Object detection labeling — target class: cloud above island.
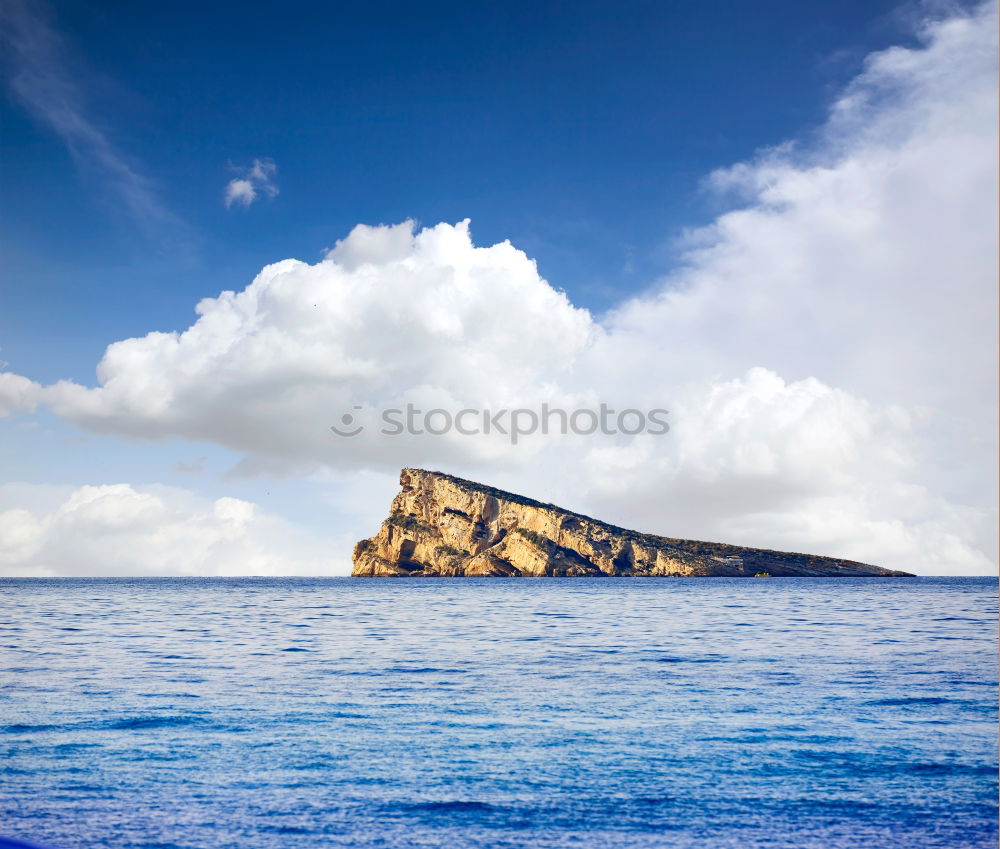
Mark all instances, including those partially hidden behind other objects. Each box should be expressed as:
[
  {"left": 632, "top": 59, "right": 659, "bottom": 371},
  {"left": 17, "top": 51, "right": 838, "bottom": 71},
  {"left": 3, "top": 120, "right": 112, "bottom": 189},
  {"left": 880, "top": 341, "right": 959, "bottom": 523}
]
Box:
[{"left": 0, "top": 2, "right": 995, "bottom": 575}]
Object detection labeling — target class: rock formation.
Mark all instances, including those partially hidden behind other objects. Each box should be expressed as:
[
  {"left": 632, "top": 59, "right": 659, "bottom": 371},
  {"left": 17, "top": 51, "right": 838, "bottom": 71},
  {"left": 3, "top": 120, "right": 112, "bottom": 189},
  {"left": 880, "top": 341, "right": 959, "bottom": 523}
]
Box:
[{"left": 351, "top": 469, "right": 914, "bottom": 578}]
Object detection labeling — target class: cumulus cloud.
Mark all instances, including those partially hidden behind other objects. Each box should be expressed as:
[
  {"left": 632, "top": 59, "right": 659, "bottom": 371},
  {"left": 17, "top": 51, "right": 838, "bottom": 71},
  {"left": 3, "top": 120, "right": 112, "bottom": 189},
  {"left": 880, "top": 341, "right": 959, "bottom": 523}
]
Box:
[
  {"left": 0, "top": 372, "right": 41, "bottom": 417},
  {"left": 224, "top": 158, "right": 278, "bottom": 208},
  {"left": 0, "top": 482, "right": 342, "bottom": 576},
  {"left": 569, "top": 368, "right": 995, "bottom": 575},
  {"left": 42, "top": 218, "right": 594, "bottom": 474},
  {"left": 1, "top": 3, "right": 995, "bottom": 574},
  {"left": 605, "top": 3, "right": 997, "bottom": 417}
]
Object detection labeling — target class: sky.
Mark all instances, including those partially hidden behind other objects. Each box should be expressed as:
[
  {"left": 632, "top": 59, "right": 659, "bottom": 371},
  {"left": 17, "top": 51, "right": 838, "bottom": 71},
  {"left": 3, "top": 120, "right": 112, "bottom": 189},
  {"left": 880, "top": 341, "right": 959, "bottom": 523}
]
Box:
[{"left": 0, "top": 0, "right": 996, "bottom": 576}]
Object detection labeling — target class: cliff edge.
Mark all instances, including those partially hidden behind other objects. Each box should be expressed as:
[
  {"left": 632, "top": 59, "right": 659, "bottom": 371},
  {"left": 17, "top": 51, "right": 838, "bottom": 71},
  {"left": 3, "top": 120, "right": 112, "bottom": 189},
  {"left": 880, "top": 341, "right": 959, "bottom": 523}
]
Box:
[{"left": 351, "top": 469, "right": 914, "bottom": 577}]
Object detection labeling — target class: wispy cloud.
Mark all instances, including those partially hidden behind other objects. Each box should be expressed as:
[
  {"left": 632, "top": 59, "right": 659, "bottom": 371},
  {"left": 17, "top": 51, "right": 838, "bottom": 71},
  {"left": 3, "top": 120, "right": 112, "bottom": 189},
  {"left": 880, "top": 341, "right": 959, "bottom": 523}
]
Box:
[
  {"left": 0, "top": 0, "right": 184, "bottom": 239},
  {"left": 224, "top": 158, "right": 279, "bottom": 208}
]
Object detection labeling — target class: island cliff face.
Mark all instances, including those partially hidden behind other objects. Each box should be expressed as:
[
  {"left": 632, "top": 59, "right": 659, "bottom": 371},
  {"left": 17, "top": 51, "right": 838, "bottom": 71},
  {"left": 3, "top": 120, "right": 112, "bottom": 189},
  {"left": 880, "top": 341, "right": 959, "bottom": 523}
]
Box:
[{"left": 351, "top": 469, "right": 914, "bottom": 578}]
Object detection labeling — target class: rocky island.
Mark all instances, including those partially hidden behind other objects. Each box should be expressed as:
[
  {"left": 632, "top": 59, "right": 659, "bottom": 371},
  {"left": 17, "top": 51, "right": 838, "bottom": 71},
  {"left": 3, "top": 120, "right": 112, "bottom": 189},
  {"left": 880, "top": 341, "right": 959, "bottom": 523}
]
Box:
[{"left": 352, "top": 468, "right": 914, "bottom": 578}]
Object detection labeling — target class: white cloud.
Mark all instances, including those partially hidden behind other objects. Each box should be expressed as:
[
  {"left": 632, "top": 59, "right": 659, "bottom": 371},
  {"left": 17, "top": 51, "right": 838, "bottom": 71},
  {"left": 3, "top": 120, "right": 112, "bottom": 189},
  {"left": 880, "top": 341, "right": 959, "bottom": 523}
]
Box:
[
  {"left": 562, "top": 368, "right": 995, "bottom": 576},
  {"left": 607, "top": 3, "right": 997, "bottom": 414},
  {"left": 0, "top": 482, "right": 343, "bottom": 576},
  {"left": 0, "top": 3, "right": 995, "bottom": 575},
  {"left": 224, "top": 158, "right": 278, "bottom": 208},
  {"left": 42, "top": 218, "right": 595, "bottom": 475},
  {"left": 224, "top": 178, "right": 257, "bottom": 208},
  {"left": 583, "top": 0, "right": 998, "bottom": 544},
  {"left": 0, "top": 372, "right": 41, "bottom": 417}
]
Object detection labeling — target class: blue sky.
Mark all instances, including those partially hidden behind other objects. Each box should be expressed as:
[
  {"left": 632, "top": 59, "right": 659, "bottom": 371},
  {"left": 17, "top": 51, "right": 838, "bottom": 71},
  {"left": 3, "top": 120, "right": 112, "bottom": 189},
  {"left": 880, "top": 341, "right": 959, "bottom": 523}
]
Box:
[
  {"left": 0, "top": 0, "right": 995, "bottom": 576},
  {"left": 3, "top": 0, "right": 914, "bottom": 380}
]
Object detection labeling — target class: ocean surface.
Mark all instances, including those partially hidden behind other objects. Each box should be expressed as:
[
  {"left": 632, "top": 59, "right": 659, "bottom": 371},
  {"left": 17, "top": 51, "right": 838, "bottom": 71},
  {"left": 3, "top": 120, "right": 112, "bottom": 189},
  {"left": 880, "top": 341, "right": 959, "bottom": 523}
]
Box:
[{"left": 0, "top": 577, "right": 996, "bottom": 849}]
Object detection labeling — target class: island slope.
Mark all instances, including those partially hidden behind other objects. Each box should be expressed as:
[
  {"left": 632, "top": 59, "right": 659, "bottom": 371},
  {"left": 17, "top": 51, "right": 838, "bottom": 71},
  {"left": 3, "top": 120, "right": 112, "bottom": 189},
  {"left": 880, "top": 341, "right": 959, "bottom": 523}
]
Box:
[{"left": 351, "top": 468, "right": 913, "bottom": 577}]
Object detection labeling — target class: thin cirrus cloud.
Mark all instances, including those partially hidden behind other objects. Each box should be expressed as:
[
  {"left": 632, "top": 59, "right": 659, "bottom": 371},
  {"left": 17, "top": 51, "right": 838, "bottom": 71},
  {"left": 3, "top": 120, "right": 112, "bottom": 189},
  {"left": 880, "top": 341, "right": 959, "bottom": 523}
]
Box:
[
  {"left": 224, "top": 159, "right": 279, "bottom": 208},
  {"left": 0, "top": 0, "right": 185, "bottom": 239},
  {"left": 0, "top": 2, "right": 995, "bottom": 576}
]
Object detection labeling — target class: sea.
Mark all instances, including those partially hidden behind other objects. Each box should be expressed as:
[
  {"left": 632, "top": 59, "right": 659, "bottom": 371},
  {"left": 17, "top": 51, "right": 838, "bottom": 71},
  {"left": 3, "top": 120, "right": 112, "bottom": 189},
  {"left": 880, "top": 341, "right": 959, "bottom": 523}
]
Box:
[{"left": 1, "top": 576, "right": 997, "bottom": 849}]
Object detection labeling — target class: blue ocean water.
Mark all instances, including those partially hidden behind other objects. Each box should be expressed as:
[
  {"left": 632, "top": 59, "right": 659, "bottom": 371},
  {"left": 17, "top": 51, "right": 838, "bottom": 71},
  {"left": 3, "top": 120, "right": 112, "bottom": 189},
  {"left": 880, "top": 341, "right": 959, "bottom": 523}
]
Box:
[{"left": 0, "top": 577, "right": 996, "bottom": 849}]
